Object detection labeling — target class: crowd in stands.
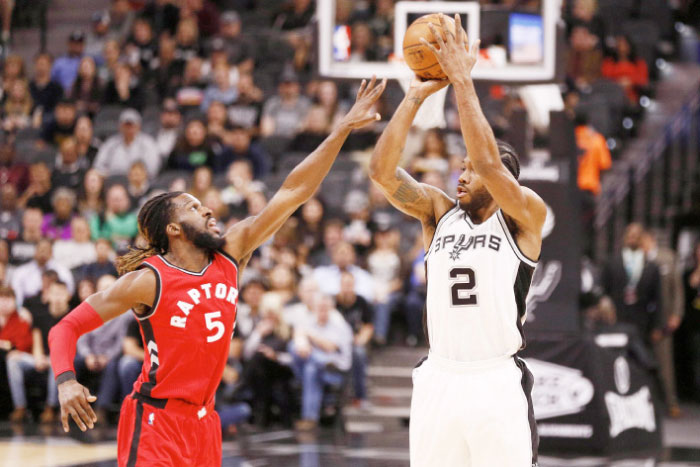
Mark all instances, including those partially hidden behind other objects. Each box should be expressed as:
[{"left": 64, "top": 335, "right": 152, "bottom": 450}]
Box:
[{"left": 0, "top": 0, "right": 698, "bottom": 433}]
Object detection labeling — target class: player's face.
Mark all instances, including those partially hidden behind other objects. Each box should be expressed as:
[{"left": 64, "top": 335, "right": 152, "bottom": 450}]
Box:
[
  {"left": 456, "top": 158, "right": 492, "bottom": 211},
  {"left": 173, "top": 194, "right": 226, "bottom": 253}
]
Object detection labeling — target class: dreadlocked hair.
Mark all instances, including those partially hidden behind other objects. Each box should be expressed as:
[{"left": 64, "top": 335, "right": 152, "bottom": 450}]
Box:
[
  {"left": 116, "top": 191, "right": 183, "bottom": 275},
  {"left": 496, "top": 139, "right": 520, "bottom": 180}
]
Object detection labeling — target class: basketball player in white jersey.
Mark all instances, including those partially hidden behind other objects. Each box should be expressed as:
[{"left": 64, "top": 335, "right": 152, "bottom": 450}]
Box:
[{"left": 369, "top": 14, "right": 546, "bottom": 467}]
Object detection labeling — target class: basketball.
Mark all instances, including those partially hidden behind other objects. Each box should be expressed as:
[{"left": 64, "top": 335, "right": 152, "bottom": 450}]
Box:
[{"left": 402, "top": 14, "right": 457, "bottom": 80}]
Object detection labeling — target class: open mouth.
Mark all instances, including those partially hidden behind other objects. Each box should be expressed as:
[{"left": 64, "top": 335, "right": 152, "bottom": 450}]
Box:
[
  {"left": 456, "top": 186, "right": 468, "bottom": 198},
  {"left": 207, "top": 217, "right": 221, "bottom": 235}
]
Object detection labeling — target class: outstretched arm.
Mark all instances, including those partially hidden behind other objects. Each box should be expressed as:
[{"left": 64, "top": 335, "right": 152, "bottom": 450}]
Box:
[
  {"left": 224, "top": 77, "right": 386, "bottom": 264},
  {"left": 422, "top": 15, "right": 546, "bottom": 235}
]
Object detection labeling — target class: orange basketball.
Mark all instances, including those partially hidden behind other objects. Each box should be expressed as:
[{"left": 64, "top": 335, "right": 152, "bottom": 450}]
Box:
[{"left": 402, "top": 14, "right": 456, "bottom": 80}]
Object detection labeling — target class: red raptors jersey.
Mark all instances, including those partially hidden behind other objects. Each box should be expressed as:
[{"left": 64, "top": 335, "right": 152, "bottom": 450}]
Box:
[{"left": 132, "top": 252, "right": 239, "bottom": 406}]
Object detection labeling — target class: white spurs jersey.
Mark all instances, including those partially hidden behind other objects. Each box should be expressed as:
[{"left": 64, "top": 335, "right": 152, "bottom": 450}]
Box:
[{"left": 424, "top": 204, "right": 537, "bottom": 361}]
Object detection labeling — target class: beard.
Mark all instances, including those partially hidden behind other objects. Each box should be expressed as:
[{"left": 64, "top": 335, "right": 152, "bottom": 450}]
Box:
[
  {"left": 458, "top": 186, "right": 493, "bottom": 220},
  {"left": 180, "top": 221, "right": 226, "bottom": 255}
]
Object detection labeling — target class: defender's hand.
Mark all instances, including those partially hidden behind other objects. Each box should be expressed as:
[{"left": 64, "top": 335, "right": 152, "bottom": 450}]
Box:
[
  {"left": 339, "top": 76, "right": 387, "bottom": 130},
  {"left": 420, "top": 14, "right": 480, "bottom": 82},
  {"left": 407, "top": 75, "right": 449, "bottom": 102},
  {"left": 58, "top": 379, "right": 97, "bottom": 432}
]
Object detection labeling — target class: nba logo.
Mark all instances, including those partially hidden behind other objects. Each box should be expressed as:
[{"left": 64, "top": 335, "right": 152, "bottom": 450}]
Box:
[
  {"left": 332, "top": 25, "right": 351, "bottom": 61},
  {"left": 148, "top": 413, "right": 155, "bottom": 425}
]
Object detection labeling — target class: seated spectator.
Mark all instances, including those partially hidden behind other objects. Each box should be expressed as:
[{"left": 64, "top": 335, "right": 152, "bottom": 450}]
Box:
[
  {"left": 76, "top": 275, "right": 130, "bottom": 422},
  {"left": 217, "top": 124, "right": 270, "bottom": 178},
  {"left": 0, "top": 286, "right": 32, "bottom": 359},
  {"left": 141, "top": 0, "right": 180, "bottom": 37},
  {"left": 403, "top": 242, "right": 427, "bottom": 346},
  {"left": 216, "top": 11, "right": 254, "bottom": 74},
  {"left": 106, "top": 0, "right": 135, "bottom": 43},
  {"left": 314, "top": 241, "right": 375, "bottom": 302},
  {"left": 126, "top": 161, "right": 153, "bottom": 209},
  {"left": 206, "top": 100, "right": 228, "bottom": 141},
  {"left": 97, "top": 40, "right": 121, "bottom": 83},
  {"left": 567, "top": 0, "right": 606, "bottom": 46},
  {"left": 0, "top": 141, "right": 29, "bottom": 193},
  {"left": 53, "top": 216, "right": 97, "bottom": 271},
  {"left": 201, "top": 65, "right": 238, "bottom": 111},
  {"left": 267, "top": 264, "right": 297, "bottom": 308},
  {"left": 273, "top": 0, "right": 315, "bottom": 31},
  {"left": 349, "top": 22, "right": 379, "bottom": 62},
  {"left": 566, "top": 25, "right": 602, "bottom": 88},
  {"left": 8, "top": 208, "right": 43, "bottom": 265},
  {"left": 168, "top": 118, "right": 216, "bottom": 171},
  {"left": 153, "top": 98, "right": 182, "bottom": 161},
  {"left": 124, "top": 17, "right": 157, "bottom": 73},
  {"left": 335, "top": 271, "right": 373, "bottom": 407},
  {"left": 283, "top": 276, "right": 318, "bottom": 330},
  {"left": 8, "top": 280, "right": 71, "bottom": 423},
  {"left": 85, "top": 11, "right": 111, "bottom": 60},
  {"left": 0, "top": 185, "right": 20, "bottom": 243},
  {"left": 93, "top": 109, "right": 161, "bottom": 178},
  {"left": 219, "top": 159, "right": 266, "bottom": 213},
  {"left": 239, "top": 293, "right": 295, "bottom": 426},
  {"left": 69, "top": 56, "right": 102, "bottom": 117},
  {"left": 228, "top": 72, "right": 264, "bottom": 131},
  {"left": 289, "top": 292, "right": 353, "bottom": 431},
  {"left": 41, "top": 98, "right": 77, "bottom": 147},
  {"left": 77, "top": 168, "right": 105, "bottom": 218},
  {"left": 189, "top": 166, "right": 214, "bottom": 202},
  {"left": 175, "top": 57, "right": 206, "bottom": 110},
  {"left": 260, "top": 70, "right": 311, "bottom": 138},
  {"left": 102, "top": 63, "right": 145, "bottom": 111},
  {"left": 78, "top": 238, "right": 118, "bottom": 282},
  {"left": 29, "top": 53, "right": 64, "bottom": 126},
  {"left": 236, "top": 278, "right": 267, "bottom": 338},
  {"left": 411, "top": 128, "right": 450, "bottom": 175},
  {"left": 149, "top": 34, "right": 185, "bottom": 101},
  {"left": 175, "top": 17, "right": 202, "bottom": 62},
  {"left": 52, "top": 137, "right": 89, "bottom": 191},
  {"left": 296, "top": 197, "right": 326, "bottom": 263},
  {"left": 18, "top": 162, "right": 53, "bottom": 213},
  {"left": 89, "top": 183, "right": 138, "bottom": 252},
  {"left": 74, "top": 115, "right": 101, "bottom": 166},
  {"left": 309, "top": 218, "right": 345, "bottom": 267},
  {"left": 51, "top": 30, "right": 86, "bottom": 93},
  {"left": 3, "top": 79, "right": 33, "bottom": 133},
  {"left": 601, "top": 35, "right": 649, "bottom": 105},
  {"left": 367, "top": 227, "right": 404, "bottom": 345},
  {"left": 343, "top": 190, "right": 373, "bottom": 253},
  {"left": 41, "top": 187, "right": 77, "bottom": 240},
  {"left": 2, "top": 55, "right": 26, "bottom": 99},
  {"left": 289, "top": 106, "right": 332, "bottom": 153},
  {"left": 11, "top": 238, "right": 75, "bottom": 305}
]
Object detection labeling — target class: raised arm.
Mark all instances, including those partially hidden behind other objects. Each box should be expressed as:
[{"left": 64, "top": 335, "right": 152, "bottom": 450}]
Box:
[
  {"left": 422, "top": 15, "right": 546, "bottom": 235},
  {"left": 224, "top": 77, "right": 386, "bottom": 264}
]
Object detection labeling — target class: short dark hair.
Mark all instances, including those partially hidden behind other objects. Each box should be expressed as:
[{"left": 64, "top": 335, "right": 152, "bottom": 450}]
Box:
[
  {"left": 0, "top": 285, "right": 16, "bottom": 299},
  {"left": 497, "top": 140, "right": 520, "bottom": 180}
]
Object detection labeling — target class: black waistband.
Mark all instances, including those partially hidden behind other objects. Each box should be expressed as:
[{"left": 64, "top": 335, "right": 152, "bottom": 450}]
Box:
[{"left": 132, "top": 391, "right": 167, "bottom": 409}]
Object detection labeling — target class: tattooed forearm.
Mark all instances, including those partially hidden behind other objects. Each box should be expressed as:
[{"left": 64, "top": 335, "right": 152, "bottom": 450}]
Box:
[
  {"left": 407, "top": 96, "right": 423, "bottom": 107},
  {"left": 393, "top": 180, "right": 420, "bottom": 203}
]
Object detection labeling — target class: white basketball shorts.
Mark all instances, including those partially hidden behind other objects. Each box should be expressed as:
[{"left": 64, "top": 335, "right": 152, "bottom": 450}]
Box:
[{"left": 409, "top": 353, "right": 538, "bottom": 467}]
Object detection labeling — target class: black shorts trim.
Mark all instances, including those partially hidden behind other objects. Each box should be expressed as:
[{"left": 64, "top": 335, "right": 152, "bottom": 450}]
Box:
[
  {"left": 514, "top": 356, "right": 539, "bottom": 466},
  {"left": 132, "top": 391, "right": 168, "bottom": 409},
  {"left": 126, "top": 400, "right": 145, "bottom": 467}
]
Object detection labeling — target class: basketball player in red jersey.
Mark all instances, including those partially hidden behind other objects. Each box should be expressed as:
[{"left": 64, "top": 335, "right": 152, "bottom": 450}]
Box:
[{"left": 48, "top": 77, "right": 386, "bottom": 466}]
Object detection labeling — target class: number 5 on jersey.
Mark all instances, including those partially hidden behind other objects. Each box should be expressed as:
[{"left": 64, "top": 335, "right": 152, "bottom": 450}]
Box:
[
  {"left": 450, "top": 267, "right": 478, "bottom": 306},
  {"left": 205, "top": 311, "right": 225, "bottom": 342}
]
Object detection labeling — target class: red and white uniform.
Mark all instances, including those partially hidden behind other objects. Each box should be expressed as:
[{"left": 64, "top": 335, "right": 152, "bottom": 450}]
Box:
[{"left": 118, "top": 251, "right": 239, "bottom": 467}]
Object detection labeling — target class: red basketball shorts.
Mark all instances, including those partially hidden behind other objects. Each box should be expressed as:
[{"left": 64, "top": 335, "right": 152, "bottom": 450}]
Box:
[{"left": 117, "top": 393, "right": 222, "bottom": 466}]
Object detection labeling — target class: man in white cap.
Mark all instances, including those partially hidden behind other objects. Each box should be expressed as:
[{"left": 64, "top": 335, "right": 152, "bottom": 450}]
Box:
[{"left": 93, "top": 108, "right": 160, "bottom": 178}]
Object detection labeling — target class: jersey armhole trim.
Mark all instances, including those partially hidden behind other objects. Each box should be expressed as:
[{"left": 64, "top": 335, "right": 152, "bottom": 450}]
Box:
[
  {"left": 217, "top": 249, "right": 240, "bottom": 272},
  {"left": 134, "top": 263, "right": 161, "bottom": 321},
  {"left": 496, "top": 210, "right": 538, "bottom": 267},
  {"left": 425, "top": 203, "right": 460, "bottom": 261}
]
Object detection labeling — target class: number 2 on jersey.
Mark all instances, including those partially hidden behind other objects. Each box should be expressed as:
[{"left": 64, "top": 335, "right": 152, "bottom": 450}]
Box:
[{"left": 450, "top": 267, "right": 478, "bottom": 306}]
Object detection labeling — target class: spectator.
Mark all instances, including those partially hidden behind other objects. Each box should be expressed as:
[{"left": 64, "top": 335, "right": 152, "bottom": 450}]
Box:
[
  {"left": 219, "top": 159, "right": 265, "bottom": 213},
  {"left": 3, "top": 79, "right": 33, "bottom": 132},
  {"left": 0, "top": 184, "right": 21, "bottom": 240},
  {"left": 601, "top": 223, "right": 662, "bottom": 347},
  {"left": 310, "top": 218, "right": 345, "bottom": 267},
  {"left": 273, "top": 0, "right": 315, "bottom": 30},
  {"left": 567, "top": 0, "right": 606, "bottom": 46},
  {"left": 102, "top": 63, "right": 145, "bottom": 111},
  {"left": 335, "top": 271, "right": 373, "bottom": 407},
  {"left": 566, "top": 25, "right": 602, "bottom": 88},
  {"left": 182, "top": 0, "right": 220, "bottom": 38},
  {"left": 41, "top": 98, "right": 78, "bottom": 147},
  {"left": 289, "top": 106, "right": 332, "bottom": 153},
  {"left": 296, "top": 197, "right": 325, "bottom": 264},
  {"left": 206, "top": 100, "right": 228, "bottom": 140},
  {"left": 52, "top": 137, "right": 89, "bottom": 191},
  {"left": 283, "top": 276, "right": 318, "bottom": 329},
  {"left": 0, "top": 286, "right": 32, "bottom": 358},
  {"left": 236, "top": 278, "right": 268, "bottom": 338},
  {"left": 11, "top": 238, "right": 75, "bottom": 305},
  {"left": 228, "top": 72, "right": 264, "bottom": 131},
  {"left": 367, "top": 227, "right": 404, "bottom": 345},
  {"left": 201, "top": 65, "right": 238, "bottom": 111},
  {"left": 216, "top": 11, "right": 254, "bottom": 74},
  {"left": 89, "top": 183, "right": 138, "bottom": 252},
  {"left": 411, "top": 128, "right": 450, "bottom": 175},
  {"left": 78, "top": 237, "right": 118, "bottom": 282},
  {"left": 289, "top": 292, "right": 353, "bottom": 431},
  {"left": 76, "top": 275, "right": 131, "bottom": 423},
  {"left": 85, "top": 11, "right": 111, "bottom": 59},
  {"left": 267, "top": 264, "right": 297, "bottom": 308},
  {"left": 69, "top": 56, "right": 102, "bottom": 117},
  {"left": 77, "top": 168, "right": 105, "bottom": 217},
  {"left": 642, "top": 230, "right": 684, "bottom": 416},
  {"left": 93, "top": 109, "right": 161, "bottom": 178},
  {"left": 575, "top": 112, "right": 613, "bottom": 194},
  {"left": 0, "top": 140, "right": 29, "bottom": 193},
  {"left": 29, "top": 53, "right": 65, "bottom": 127},
  {"left": 74, "top": 115, "right": 101, "bottom": 165},
  {"left": 8, "top": 208, "right": 43, "bottom": 265},
  {"left": 125, "top": 17, "right": 157, "bottom": 73},
  {"left": 402, "top": 240, "right": 428, "bottom": 347},
  {"left": 52, "top": 216, "right": 97, "bottom": 271},
  {"left": 18, "top": 162, "right": 53, "bottom": 213},
  {"left": 41, "top": 187, "right": 77, "bottom": 240},
  {"left": 107, "top": 0, "right": 135, "bottom": 43},
  {"left": 342, "top": 190, "right": 373, "bottom": 252},
  {"left": 314, "top": 241, "right": 375, "bottom": 302},
  {"left": 676, "top": 241, "right": 700, "bottom": 402},
  {"left": 175, "top": 57, "right": 206, "bottom": 110},
  {"left": 349, "top": 22, "right": 378, "bottom": 62},
  {"left": 601, "top": 35, "right": 649, "bottom": 105},
  {"left": 149, "top": 35, "right": 184, "bottom": 101},
  {"left": 2, "top": 55, "right": 25, "bottom": 98},
  {"left": 141, "top": 0, "right": 180, "bottom": 37},
  {"left": 98, "top": 39, "right": 121, "bottom": 83},
  {"left": 174, "top": 18, "right": 202, "bottom": 62},
  {"left": 167, "top": 118, "right": 215, "bottom": 171},
  {"left": 218, "top": 124, "right": 270, "bottom": 178},
  {"left": 188, "top": 165, "right": 213, "bottom": 202},
  {"left": 7, "top": 280, "right": 71, "bottom": 423},
  {"left": 126, "top": 161, "right": 152, "bottom": 208},
  {"left": 260, "top": 70, "right": 311, "bottom": 138},
  {"left": 118, "top": 316, "right": 144, "bottom": 406},
  {"left": 153, "top": 98, "right": 182, "bottom": 161},
  {"left": 51, "top": 30, "right": 86, "bottom": 92}
]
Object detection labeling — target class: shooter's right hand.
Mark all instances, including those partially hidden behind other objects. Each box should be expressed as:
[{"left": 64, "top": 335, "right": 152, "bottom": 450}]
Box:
[
  {"left": 407, "top": 75, "right": 449, "bottom": 102},
  {"left": 58, "top": 379, "right": 97, "bottom": 432}
]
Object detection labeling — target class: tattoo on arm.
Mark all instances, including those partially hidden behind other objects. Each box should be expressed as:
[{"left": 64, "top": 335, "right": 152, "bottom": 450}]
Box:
[
  {"left": 393, "top": 180, "right": 420, "bottom": 203},
  {"left": 407, "top": 96, "right": 423, "bottom": 106}
]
